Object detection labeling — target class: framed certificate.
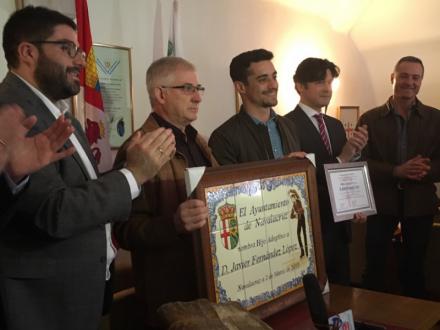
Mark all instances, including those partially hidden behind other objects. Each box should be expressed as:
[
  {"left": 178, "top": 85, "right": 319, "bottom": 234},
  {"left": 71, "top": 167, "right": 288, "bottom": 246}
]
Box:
[
  {"left": 191, "top": 158, "right": 326, "bottom": 318},
  {"left": 93, "top": 43, "right": 134, "bottom": 148},
  {"left": 324, "top": 162, "right": 377, "bottom": 222}
]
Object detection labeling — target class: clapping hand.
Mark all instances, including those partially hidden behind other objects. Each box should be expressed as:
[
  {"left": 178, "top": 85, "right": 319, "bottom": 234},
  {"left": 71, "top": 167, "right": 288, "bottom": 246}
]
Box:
[
  {"left": 393, "top": 155, "right": 431, "bottom": 181},
  {"left": 338, "top": 124, "right": 368, "bottom": 162},
  {"left": 1, "top": 104, "right": 75, "bottom": 181},
  {"left": 125, "top": 127, "right": 176, "bottom": 185}
]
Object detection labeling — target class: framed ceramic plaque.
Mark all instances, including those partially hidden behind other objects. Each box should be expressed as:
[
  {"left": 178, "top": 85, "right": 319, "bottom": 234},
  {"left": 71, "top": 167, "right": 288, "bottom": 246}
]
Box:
[{"left": 189, "top": 158, "right": 326, "bottom": 318}]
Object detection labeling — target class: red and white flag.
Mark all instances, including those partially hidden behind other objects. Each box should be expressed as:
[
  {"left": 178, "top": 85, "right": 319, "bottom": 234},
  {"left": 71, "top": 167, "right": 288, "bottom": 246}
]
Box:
[{"left": 75, "top": 0, "right": 112, "bottom": 172}]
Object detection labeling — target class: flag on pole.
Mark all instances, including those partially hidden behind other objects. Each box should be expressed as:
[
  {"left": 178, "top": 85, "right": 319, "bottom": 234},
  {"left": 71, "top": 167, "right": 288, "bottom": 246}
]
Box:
[
  {"left": 75, "top": 0, "right": 112, "bottom": 172},
  {"left": 152, "top": 0, "right": 164, "bottom": 60},
  {"left": 152, "top": 0, "right": 182, "bottom": 59},
  {"left": 167, "top": 0, "right": 182, "bottom": 57}
]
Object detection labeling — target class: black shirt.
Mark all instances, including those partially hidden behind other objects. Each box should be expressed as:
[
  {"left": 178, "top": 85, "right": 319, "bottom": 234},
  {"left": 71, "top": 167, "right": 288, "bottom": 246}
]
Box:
[{"left": 152, "top": 112, "right": 210, "bottom": 167}]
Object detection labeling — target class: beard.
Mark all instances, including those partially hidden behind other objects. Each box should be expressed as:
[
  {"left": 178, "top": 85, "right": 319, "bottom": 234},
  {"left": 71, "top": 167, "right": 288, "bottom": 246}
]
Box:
[
  {"left": 261, "top": 89, "right": 278, "bottom": 107},
  {"left": 35, "top": 53, "right": 81, "bottom": 101},
  {"left": 262, "top": 99, "right": 278, "bottom": 107}
]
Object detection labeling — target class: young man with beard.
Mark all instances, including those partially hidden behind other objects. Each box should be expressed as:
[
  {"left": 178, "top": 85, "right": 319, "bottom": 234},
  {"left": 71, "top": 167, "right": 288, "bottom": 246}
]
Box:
[
  {"left": 359, "top": 56, "right": 440, "bottom": 298},
  {"left": 209, "top": 49, "right": 304, "bottom": 164},
  {"left": 285, "top": 58, "right": 368, "bottom": 285},
  {"left": 113, "top": 56, "right": 217, "bottom": 329},
  {"left": 0, "top": 6, "right": 174, "bottom": 330}
]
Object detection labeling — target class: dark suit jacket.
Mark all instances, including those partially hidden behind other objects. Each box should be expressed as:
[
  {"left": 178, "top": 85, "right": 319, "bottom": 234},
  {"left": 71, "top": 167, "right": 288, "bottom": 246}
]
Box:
[
  {"left": 0, "top": 73, "right": 132, "bottom": 330},
  {"left": 358, "top": 99, "right": 440, "bottom": 217},
  {"left": 209, "top": 107, "right": 301, "bottom": 165},
  {"left": 285, "top": 106, "right": 350, "bottom": 240}
]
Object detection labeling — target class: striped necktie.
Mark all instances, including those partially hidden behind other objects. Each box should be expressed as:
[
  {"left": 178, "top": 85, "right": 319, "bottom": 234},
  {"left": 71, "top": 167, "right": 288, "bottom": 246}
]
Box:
[{"left": 314, "top": 113, "right": 332, "bottom": 155}]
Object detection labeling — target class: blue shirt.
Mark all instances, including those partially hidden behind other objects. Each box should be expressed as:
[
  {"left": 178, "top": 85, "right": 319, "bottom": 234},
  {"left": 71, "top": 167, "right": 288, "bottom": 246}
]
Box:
[{"left": 250, "top": 110, "right": 284, "bottom": 159}]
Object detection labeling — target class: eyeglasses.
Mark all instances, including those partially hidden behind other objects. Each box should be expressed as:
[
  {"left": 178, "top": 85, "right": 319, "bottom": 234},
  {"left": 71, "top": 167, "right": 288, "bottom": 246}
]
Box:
[
  {"left": 161, "top": 83, "right": 205, "bottom": 95},
  {"left": 31, "top": 40, "right": 86, "bottom": 60}
]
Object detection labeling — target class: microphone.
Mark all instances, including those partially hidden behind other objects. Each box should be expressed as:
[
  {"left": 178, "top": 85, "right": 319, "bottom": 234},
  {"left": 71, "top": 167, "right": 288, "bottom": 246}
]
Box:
[{"left": 302, "top": 273, "right": 330, "bottom": 329}]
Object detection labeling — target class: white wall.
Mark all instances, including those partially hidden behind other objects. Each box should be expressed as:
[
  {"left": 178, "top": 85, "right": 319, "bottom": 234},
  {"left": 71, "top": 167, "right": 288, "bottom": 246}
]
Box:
[
  {"left": 350, "top": 0, "right": 440, "bottom": 110},
  {"left": 354, "top": 40, "right": 440, "bottom": 111},
  {"left": 0, "top": 0, "right": 15, "bottom": 78},
  {"left": 84, "top": 0, "right": 375, "bottom": 138}
]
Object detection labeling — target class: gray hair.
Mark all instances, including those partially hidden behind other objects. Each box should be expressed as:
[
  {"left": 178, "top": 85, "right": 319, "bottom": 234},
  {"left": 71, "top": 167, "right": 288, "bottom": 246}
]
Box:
[{"left": 146, "top": 56, "right": 195, "bottom": 106}]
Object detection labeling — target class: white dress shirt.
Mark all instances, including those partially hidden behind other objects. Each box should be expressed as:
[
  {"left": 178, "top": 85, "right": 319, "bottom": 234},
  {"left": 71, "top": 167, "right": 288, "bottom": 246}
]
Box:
[
  {"left": 298, "top": 102, "right": 360, "bottom": 162},
  {"left": 298, "top": 102, "right": 333, "bottom": 154}
]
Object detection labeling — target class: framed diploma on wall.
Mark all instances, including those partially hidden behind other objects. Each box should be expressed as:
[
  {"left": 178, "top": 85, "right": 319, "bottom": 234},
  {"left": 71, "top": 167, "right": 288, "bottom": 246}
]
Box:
[
  {"left": 93, "top": 43, "right": 134, "bottom": 148},
  {"left": 190, "top": 158, "right": 326, "bottom": 318}
]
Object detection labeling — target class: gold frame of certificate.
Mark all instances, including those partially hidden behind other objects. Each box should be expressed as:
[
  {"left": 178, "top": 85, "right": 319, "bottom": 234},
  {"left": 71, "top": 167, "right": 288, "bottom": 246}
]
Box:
[
  {"left": 193, "top": 158, "right": 326, "bottom": 319},
  {"left": 324, "top": 161, "right": 377, "bottom": 222},
  {"left": 93, "top": 43, "right": 134, "bottom": 148}
]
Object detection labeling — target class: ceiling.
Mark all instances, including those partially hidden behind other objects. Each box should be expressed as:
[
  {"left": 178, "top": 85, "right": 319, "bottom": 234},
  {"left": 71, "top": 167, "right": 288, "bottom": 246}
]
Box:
[{"left": 270, "top": 0, "right": 440, "bottom": 51}]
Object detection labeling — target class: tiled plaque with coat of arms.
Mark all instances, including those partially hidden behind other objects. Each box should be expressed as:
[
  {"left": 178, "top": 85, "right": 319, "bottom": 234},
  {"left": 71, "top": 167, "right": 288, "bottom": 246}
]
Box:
[{"left": 190, "top": 158, "right": 326, "bottom": 318}]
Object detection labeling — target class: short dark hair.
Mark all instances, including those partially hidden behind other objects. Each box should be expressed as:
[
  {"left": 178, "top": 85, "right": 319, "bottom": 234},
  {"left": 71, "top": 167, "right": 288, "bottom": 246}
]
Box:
[
  {"left": 293, "top": 57, "right": 340, "bottom": 84},
  {"left": 229, "top": 49, "right": 273, "bottom": 83},
  {"left": 394, "top": 56, "right": 424, "bottom": 76},
  {"left": 2, "top": 6, "right": 76, "bottom": 68}
]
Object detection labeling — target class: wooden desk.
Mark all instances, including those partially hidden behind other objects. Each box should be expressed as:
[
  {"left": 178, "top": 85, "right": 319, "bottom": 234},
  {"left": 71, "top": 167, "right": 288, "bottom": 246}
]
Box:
[
  {"left": 264, "top": 284, "right": 440, "bottom": 330},
  {"left": 328, "top": 285, "right": 440, "bottom": 329}
]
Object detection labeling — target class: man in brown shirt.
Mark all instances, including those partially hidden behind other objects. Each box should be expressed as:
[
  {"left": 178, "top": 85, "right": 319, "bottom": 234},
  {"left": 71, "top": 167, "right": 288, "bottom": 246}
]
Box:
[{"left": 114, "top": 56, "right": 217, "bottom": 328}]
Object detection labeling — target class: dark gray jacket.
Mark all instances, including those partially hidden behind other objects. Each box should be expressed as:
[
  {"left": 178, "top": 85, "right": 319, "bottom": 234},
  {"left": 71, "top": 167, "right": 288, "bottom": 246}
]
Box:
[{"left": 209, "top": 107, "right": 301, "bottom": 165}]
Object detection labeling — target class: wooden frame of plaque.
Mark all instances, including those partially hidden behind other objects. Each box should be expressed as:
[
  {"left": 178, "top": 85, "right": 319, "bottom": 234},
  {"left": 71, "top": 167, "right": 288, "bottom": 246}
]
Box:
[{"left": 192, "top": 158, "right": 326, "bottom": 319}]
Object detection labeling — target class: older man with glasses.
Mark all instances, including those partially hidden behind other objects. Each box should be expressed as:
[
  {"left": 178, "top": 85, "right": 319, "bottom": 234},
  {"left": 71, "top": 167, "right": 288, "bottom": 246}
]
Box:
[{"left": 113, "top": 56, "right": 217, "bottom": 329}]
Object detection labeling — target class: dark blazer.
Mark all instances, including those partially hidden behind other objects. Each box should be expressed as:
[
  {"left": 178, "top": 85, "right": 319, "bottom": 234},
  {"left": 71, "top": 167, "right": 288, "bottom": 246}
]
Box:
[
  {"left": 209, "top": 107, "right": 301, "bottom": 165},
  {"left": 358, "top": 99, "right": 440, "bottom": 217},
  {"left": 0, "top": 73, "right": 132, "bottom": 330},
  {"left": 285, "top": 106, "right": 350, "bottom": 238}
]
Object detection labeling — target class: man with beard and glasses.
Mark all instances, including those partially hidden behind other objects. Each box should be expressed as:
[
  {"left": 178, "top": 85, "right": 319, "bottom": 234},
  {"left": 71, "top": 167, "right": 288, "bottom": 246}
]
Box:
[
  {"left": 285, "top": 58, "right": 368, "bottom": 285},
  {"left": 0, "top": 6, "right": 175, "bottom": 330},
  {"left": 209, "top": 49, "right": 304, "bottom": 164}
]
